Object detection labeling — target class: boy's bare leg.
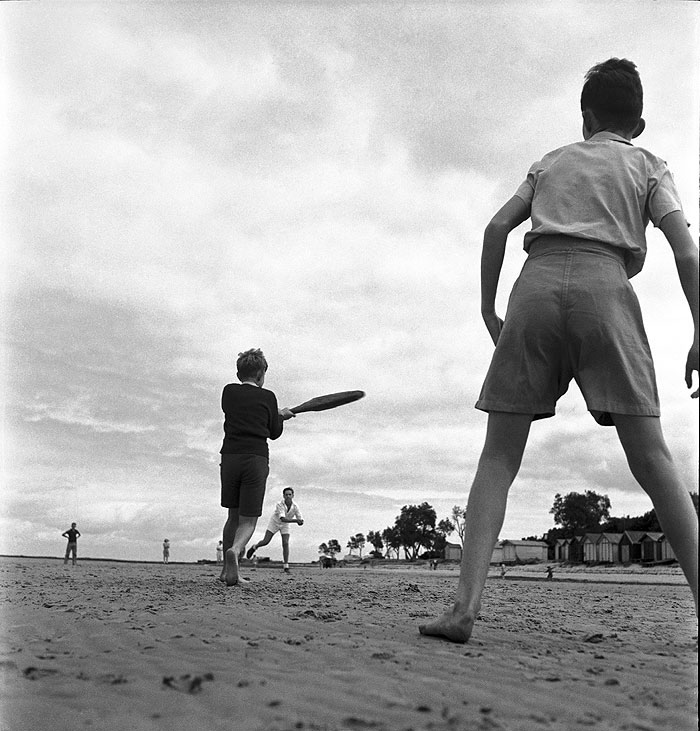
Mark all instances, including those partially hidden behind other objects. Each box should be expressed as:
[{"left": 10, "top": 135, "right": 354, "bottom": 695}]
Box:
[
  {"left": 220, "top": 508, "right": 239, "bottom": 582},
  {"left": 613, "top": 414, "right": 699, "bottom": 614},
  {"left": 420, "top": 412, "right": 532, "bottom": 642},
  {"left": 225, "top": 515, "right": 258, "bottom": 586}
]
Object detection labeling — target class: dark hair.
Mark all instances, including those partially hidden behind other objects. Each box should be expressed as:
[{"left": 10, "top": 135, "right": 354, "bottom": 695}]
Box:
[
  {"left": 580, "top": 58, "right": 643, "bottom": 132},
  {"left": 236, "top": 348, "right": 268, "bottom": 381},
  {"left": 283, "top": 487, "right": 294, "bottom": 496}
]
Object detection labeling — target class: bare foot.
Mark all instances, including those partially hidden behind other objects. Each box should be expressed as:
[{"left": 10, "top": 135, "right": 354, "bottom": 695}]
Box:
[
  {"left": 418, "top": 610, "right": 475, "bottom": 644},
  {"left": 224, "top": 548, "right": 239, "bottom": 586}
]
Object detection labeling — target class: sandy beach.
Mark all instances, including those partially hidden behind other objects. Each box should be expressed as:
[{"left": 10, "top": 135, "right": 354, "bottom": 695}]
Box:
[{"left": 1, "top": 557, "right": 696, "bottom": 731}]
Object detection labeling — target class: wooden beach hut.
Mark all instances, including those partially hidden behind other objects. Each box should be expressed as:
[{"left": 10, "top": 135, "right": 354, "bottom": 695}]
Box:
[
  {"left": 501, "top": 540, "right": 548, "bottom": 563},
  {"left": 597, "top": 533, "right": 624, "bottom": 563},
  {"left": 444, "top": 541, "right": 463, "bottom": 561},
  {"left": 581, "top": 533, "right": 599, "bottom": 563},
  {"left": 554, "top": 538, "right": 570, "bottom": 562},
  {"left": 640, "top": 532, "right": 663, "bottom": 562},
  {"left": 568, "top": 535, "right": 584, "bottom": 563},
  {"left": 640, "top": 532, "right": 675, "bottom": 563},
  {"left": 619, "top": 530, "right": 645, "bottom": 563}
]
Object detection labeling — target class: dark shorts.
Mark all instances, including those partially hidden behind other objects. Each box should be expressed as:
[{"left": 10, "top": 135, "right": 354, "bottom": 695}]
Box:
[
  {"left": 476, "top": 236, "right": 660, "bottom": 426},
  {"left": 220, "top": 453, "right": 269, "bottom": 516}
]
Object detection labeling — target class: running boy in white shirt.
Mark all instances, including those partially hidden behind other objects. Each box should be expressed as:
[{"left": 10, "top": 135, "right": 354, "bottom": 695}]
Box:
[{"left": 246, "top": 487, "right": 304, "bottom": 573}]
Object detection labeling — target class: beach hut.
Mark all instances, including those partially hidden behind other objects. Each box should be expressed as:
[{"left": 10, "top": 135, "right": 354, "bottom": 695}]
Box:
[
  {"left": 490, "top": 542, "right": 504, "bottom": 564},
  {"left": 640, "top": 532, "right": 663, "bottom": 562},
  {"left": 554, "top": 538, "right": 569, "bottom": 562},
  {"left": 619, "top": 530, "right": 645, "bottom": 563},
  {"left": 639, "top": 532, "right": 676, "bottom": 563},
  {"left": 444, "top": 541, "right": 462, "bottom": 561},
  {"left": 568, "top": 535, "right": 584, "bottom": 563},
  {"left": 657, "top": 534, "right": 675, "bottom": 561},
  {"left": 501, "top": 540, "right": 548, "bottom": 563},
  {"left": 597, "top": 533, "right": 624, "bottom": 563},
  {"left": 581, "top": 534, "right": 599, "bottom": 563}
]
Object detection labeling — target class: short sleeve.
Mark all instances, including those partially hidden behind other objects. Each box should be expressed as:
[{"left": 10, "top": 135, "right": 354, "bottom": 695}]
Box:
[
  {"left": 647, "top": 163, "right": 684, "bottom": 227},
  {"left": 513, "top": 160, "right": 541, "bottom": 205}
]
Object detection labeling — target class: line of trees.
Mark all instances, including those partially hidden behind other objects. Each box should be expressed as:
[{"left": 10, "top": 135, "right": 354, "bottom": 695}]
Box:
[
  {"left": 520, "top": 489, "right": 700, "bottom": 542},
  {"left": 318, "top": 502, "right": 466, "bottom": 561}
]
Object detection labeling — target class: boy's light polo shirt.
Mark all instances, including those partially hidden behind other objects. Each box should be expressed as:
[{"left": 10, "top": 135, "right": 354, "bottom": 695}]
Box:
[{"left": 514, "top": 131, "right": 684, "bottom": 277}]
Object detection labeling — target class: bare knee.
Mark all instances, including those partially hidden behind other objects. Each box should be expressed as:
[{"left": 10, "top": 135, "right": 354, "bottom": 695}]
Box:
[{"left": 625, "top": 444, "right": 675, "bottom": 484}]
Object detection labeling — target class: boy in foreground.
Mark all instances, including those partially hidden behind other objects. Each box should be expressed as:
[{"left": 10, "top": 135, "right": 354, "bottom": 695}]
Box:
[
  {"left": 420, "top": 58, "right": 698, "bottom": 643},
  {"left": 219, "top": 349, "right": 295, "bottom": 586},
  {"left": 246, "top": 487, "right": 304, "bottom": 573}
]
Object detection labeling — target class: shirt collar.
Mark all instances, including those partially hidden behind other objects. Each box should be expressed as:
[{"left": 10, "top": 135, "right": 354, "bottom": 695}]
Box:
[{"left": 590, "top": 130, "right": 633, "bottom": 146}]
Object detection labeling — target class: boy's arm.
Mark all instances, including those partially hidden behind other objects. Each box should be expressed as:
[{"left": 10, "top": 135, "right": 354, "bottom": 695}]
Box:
[
  {"left": 658, "top": 211, "right": 699, "bottom": 397},
  {"left": 481, "top": 196, "right": 530, "bottom": 345}
]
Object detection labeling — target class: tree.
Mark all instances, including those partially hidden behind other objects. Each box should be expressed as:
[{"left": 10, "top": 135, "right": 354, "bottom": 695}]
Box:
[
  {"left": 381, "top": 526, "right": 401, "bottom": 559},
  {"left": 450, "top": 505, "right": 468, "bottom": 544},
  {"left": 347, "top": 533, "right": 366, "bottom": 557},
  {"left": 318, "top": 539, "right": 341, "bottom": 558},
  {"left": 550, "top": 491, "right": 611, "bottom": 533},
  {"left": 366, "top": 530, "right": 384, "bottom": 557},
  {"left": 434, "top": 517, "right": 455, "bottom": 554},
  {"left": 394, "top": 503, "right": 439, "bottom": 561}
]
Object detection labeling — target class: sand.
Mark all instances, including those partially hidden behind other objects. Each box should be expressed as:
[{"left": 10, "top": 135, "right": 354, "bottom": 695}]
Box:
[{"left": 0, "top": 557, "right": 696, "bottom": 731}]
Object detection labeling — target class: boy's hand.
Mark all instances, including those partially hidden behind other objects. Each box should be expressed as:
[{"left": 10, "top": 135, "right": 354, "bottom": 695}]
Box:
[
  {"left": 297, "top": 519, "right": 304, "bottom": 526},
  {"left": 685, "top": 340, "right": 699, "bottom": 398},
  {"left": 279, "top": 408, "right": 296, "bottom": 420},
  {"left": 482, "top": 312, "right": 504, "bottom": 346}
]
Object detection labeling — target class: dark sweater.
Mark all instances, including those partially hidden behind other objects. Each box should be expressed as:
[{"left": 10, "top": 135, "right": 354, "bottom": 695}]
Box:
[{"left": 220, "top": 383, "right": 283, "bottom": 458}]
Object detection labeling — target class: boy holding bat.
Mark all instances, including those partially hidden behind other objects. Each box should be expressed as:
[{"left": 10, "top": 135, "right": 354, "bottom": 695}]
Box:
[
  {"left": 421, "top": 58, "right": 698, "bottom": 643},
  {"left": 219, "top": 348, "right": 295, "bottom": 586}
]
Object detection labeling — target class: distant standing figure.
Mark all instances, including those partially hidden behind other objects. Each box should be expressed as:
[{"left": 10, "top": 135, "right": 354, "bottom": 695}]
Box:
[
  {"left": 546, "top": 566, "right": 554, "bottom": 580},
  {"left": 163, "top": 539, "right": 170, "bottom": 564},
  {"left": 62, "top": 523, "right": 80, "bottom": 566},
  {"left": 246, "top": 487, "right": 304, "bottom": 574},
  {"left": 499, "top": 563, "right": 507, "bottom": 579},
  {"left": 216, "top": 540, "right": 223, "bottom": 564}
]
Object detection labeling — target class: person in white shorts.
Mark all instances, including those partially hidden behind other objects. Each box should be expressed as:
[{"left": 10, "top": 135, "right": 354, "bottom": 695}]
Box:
[{"left": 246, "top": 487, "right": 303, "bottom": 573}]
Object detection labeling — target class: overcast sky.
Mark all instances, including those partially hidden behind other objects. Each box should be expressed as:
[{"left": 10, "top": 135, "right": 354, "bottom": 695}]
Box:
[{"left": 2, "top": 1, "right": 698, "bottom": 564}]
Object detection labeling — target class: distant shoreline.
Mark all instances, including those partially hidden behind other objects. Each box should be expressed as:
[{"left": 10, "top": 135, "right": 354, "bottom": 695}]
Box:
[{"left": 0, "top": 555, "right": 685, "bottom": 585}]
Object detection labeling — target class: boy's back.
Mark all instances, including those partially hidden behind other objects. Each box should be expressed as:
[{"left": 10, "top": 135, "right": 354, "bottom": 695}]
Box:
[
  {"left": 220, "top": 382, "right": 283, "bottom": 457},
  {"left": 515, "top": 131, "right": 684, "bottom": 277}
]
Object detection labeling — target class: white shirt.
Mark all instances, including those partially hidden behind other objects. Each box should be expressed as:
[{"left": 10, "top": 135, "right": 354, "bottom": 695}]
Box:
[{"left": 268, "top": 499, "right": 303, "bottom": 532}]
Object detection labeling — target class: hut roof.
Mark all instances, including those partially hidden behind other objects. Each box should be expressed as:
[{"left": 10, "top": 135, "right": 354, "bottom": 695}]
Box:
[
  {"left": 599, "top": 533, "right": 624, "bottom": 544},
  {"left": 501, "top": 539, "right": 548, "bottom": 547}
]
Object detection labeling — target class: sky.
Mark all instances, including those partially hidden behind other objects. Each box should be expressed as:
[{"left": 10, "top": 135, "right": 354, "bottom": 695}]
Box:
[{"left": 1, "top": 1, "right": 698, "bottom": 564}]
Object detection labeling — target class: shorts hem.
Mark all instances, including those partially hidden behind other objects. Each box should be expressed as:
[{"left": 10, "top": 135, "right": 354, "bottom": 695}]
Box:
[
  {"left": 475, "top": 400, "right": 554, "bottom": 420},
  {"left": 588, "top": 404, "right": 660, "bottom": 426}
]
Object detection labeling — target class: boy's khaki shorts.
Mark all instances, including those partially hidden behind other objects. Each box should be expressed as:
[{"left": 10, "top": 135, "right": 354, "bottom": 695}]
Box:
[{"left": 476, "top": 236, "right": 660, "bottom": 426}]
